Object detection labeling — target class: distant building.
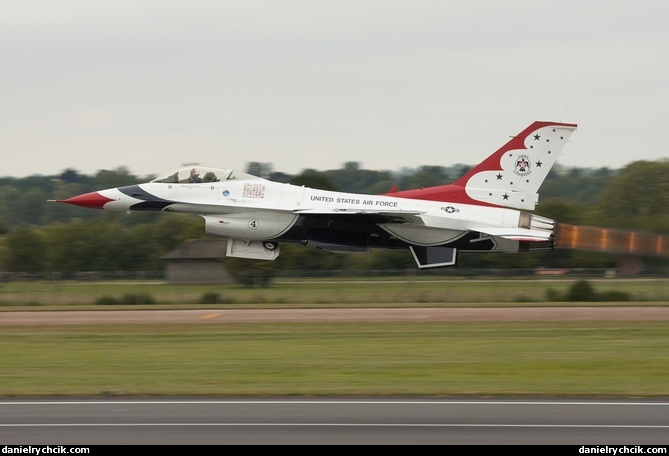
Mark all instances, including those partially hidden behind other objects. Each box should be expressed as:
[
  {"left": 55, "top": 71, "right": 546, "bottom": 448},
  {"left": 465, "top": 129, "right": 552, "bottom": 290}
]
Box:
[{"left": 161, "top": 239, "right": 235, "bottom": 284}]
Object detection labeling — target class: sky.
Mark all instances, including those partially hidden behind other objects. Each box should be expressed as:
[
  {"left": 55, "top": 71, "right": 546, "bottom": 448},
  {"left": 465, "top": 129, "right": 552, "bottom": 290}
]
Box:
[{"left": 2, "top": 0, "right": 669, "bottom": 179}]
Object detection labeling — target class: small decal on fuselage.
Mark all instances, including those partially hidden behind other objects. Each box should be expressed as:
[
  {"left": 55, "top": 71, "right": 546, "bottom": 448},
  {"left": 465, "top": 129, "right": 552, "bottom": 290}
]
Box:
[{"left": 243, "top": 183, "right": 265, "bottom": 198}]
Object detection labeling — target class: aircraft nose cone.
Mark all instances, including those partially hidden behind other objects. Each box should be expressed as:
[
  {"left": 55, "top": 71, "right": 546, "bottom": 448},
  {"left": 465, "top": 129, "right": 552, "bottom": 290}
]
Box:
[{"left": 57, "top": 191, "right": 115, "bottom": 209}]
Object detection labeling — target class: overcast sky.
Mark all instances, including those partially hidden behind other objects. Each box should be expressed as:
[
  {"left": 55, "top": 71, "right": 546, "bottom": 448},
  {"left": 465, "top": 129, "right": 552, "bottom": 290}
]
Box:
[{"left": 2, "top": 0, "right": 668, "bottom": 179}]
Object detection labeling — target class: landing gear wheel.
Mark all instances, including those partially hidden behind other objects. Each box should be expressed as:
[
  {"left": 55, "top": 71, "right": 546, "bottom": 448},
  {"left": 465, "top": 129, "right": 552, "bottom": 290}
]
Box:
[{"left": 262, "top": 241, "right": 278, "bottom": 251}]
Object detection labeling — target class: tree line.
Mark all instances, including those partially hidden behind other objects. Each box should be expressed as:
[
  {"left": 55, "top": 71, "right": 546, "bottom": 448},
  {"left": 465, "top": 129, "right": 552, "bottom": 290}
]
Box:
[{"left": 1, "top": 160, "right": 668, "bottom": 274}]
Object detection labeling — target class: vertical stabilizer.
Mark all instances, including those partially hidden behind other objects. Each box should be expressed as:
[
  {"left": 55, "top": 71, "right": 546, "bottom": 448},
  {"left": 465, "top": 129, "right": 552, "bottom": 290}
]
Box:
[{"left": 454, "top": 121, "right": 577, "bottom": 210}]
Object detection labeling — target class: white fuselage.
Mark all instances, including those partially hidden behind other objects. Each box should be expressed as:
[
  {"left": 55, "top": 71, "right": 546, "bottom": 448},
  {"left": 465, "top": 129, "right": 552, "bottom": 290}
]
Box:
[{"left": 99, "top": 177, "right": 527, "bottom": 248}]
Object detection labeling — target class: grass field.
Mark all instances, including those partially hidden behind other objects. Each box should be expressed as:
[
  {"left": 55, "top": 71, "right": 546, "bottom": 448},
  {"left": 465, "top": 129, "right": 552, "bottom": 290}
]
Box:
[
  {"left": 1, "top": 276, "right": 669, "bottom": 308},
  {"left": 1, "top": 278, "right": 668, "bottom": 397},
  {"left": 1, "top": 321, "right": 668, "bottom": 397}
]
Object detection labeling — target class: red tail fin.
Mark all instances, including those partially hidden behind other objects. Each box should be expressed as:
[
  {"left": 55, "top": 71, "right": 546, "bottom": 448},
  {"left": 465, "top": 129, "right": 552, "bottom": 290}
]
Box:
[{"left": 386, "top": 121, "right": 577, "bottom": 210}]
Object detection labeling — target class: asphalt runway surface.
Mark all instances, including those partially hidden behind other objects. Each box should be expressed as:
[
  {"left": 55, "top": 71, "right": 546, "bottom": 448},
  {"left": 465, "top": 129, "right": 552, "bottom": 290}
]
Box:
[
  {"left": 1, "top": 397, "right": 669, "bottom": 445},
  {"left": 3, "top": 306, "right": 669, "bottom": 325}
]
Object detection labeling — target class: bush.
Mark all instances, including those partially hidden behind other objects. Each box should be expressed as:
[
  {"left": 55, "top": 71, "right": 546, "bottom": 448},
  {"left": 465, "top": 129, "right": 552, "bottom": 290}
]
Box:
[
  {"left": 598, "top": 290, "right": 631, "bottom": 302},
  {"left": 545, "top": 288, "right": 564, "bottom": 301},
  {"left": 197, "top": 292, "right": 235, "bottom": 304},
  {"left": 199, "top": 292, "right": 221, "bottom": 304},
  {"left": 564, "top": 280, "right": 633, "bottom": 302},
  {"left": 95, "top": 295, "right": 120, "bottom": 305},
  {"left": 120, "top": 293, "right": 155, "bottom": 305},
  {"left": 513, "top": 294, "right": 534, "bottom": 302},
  {"left": 566, "top": 280, "right": 598, "bottom": 302}
]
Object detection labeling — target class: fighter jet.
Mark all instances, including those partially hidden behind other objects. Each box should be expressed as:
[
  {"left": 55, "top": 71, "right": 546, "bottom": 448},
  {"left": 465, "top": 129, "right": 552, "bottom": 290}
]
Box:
[{"left": 57, "top": 121, "right": 577, "bottom": 268}]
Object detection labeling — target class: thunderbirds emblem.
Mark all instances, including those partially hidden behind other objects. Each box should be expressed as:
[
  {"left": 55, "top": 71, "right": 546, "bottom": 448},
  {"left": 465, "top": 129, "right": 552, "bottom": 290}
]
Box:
[{"left": 514, "top": 155, "right": 531, "bottom": 176}]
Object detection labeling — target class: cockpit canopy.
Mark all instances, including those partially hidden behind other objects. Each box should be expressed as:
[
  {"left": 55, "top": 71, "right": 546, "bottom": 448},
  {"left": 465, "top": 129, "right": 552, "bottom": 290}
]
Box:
[{"left": 151, "top": 166, "right": 259, "bottom": 184}]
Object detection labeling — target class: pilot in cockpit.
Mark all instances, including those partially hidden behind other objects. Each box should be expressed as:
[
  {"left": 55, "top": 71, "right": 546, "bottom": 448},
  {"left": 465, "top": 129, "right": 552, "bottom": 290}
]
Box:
[{"left": 189, "top": 168, "right": 203, "bottom": 183}]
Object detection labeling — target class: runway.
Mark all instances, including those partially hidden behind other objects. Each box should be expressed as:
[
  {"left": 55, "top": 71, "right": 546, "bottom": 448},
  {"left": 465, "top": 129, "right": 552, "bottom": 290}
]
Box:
[
  {"left": 2, "top": 306, "right": 669, "bottom": 325},
  {"left": 1, "top": 397, "right": 669, "bottom": 445}
]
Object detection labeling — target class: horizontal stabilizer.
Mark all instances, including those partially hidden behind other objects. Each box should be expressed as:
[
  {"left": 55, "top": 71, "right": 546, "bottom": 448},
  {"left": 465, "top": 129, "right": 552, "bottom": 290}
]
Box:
[{"left": 469, "top": 226, "right": 554, "bottom": 242}]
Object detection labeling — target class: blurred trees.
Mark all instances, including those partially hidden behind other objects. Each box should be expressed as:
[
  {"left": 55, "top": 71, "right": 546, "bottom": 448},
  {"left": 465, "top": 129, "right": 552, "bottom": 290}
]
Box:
[
  {"left": 595, "top": 160, "right": 669, "bottom": 232},
  {"left": 0, "top": 160, "right": 668, "bottom": 273},
  {"left": 289, "top": 169, "right": 338, "bottom": 191},
  {"left": 539, "top": 165, "right": 619, "bottom": 205},
  {"left": 4, "top": 229, "right": 46, "bottom": 272}
]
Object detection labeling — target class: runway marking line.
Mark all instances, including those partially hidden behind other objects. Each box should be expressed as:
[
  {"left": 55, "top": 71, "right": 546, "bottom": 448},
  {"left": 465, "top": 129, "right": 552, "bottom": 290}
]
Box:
[
  {"left": 199, "top": 312, "right": 223, "bottom": 320},
  {"left": 2, "top": 423, "right": 669, "bottom": 428}
]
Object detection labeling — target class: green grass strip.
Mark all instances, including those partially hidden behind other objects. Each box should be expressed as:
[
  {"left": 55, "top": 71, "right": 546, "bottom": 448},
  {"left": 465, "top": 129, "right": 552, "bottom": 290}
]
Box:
[{"left": 1, "top": 321, "right": 668, "bottom": 397}]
